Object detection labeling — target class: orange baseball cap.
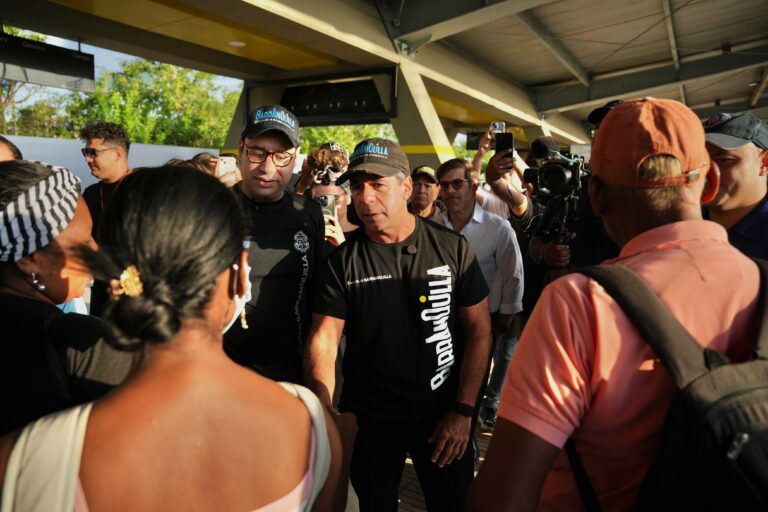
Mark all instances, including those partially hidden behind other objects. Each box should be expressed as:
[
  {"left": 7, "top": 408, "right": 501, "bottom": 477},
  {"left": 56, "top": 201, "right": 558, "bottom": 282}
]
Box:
[{"left": 591, "top": 97, "right": 710, "bottom": 188}]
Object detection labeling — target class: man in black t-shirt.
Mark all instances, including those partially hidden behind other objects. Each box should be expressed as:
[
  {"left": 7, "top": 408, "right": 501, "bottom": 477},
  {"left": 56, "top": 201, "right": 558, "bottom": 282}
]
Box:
[
  {"left": 305, "top": 138, "right": 492, "bottom": 512},
  {"left": 80, "top": 122, "right": 132, "bottom": 239},
  {"left": 223, "top": 105, "right": 324, "bottom": 383},
  {"left": 79, "top": 122, "right": 132, "bottom": 317}
]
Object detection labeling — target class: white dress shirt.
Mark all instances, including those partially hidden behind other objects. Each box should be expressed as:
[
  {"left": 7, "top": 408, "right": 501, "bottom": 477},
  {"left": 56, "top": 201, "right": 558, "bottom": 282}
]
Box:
[{"left": 440, "top": 203, "right": 523, "bottom": 314}]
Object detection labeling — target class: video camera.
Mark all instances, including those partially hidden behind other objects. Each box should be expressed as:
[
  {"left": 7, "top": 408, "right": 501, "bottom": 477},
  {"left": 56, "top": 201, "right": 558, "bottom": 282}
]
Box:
[
  {"left": 523, "top": 137, "right": 589, "bottom": 244},
  {"left": 523, "top": 137, "right": 587, "bottom": 201}
]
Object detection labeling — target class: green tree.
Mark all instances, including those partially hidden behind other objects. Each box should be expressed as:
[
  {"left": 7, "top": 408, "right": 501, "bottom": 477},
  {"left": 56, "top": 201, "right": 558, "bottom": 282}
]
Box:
[
  {"left": 15, "top": 95, "right": 69, "bottom": 138},
  {"left": 65, "top": 60, "right": 239, "bottom": 147},
  {"left": 299, "top": 124, "right": 397, "bottom": 153},
  {"left": 0, "top": 27, "right": 45, "bottom": 135}
]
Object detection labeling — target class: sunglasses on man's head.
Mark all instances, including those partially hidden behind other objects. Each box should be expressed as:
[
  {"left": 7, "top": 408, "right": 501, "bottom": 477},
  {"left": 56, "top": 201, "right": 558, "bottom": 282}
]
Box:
[{"left": 81, "top": 147, "right": 118, "bottom": 158}]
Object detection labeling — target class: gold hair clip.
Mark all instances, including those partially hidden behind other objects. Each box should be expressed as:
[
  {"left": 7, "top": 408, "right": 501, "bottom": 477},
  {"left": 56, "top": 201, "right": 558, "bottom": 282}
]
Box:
[{"left": 109, "top": 265, "right": 144, "bottom": 298}]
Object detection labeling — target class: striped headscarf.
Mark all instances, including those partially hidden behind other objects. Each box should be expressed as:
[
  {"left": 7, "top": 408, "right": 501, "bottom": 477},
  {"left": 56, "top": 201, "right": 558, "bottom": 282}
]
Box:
[{"left": 0, "top": 162, "right": 81, "bottom": 262}]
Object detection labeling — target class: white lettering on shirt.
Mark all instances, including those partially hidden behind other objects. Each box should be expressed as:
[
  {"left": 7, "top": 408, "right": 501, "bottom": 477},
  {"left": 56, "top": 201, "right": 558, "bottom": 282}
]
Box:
[
  {"left": 422, "top": 265, "right": 455, "bottom": 390},
  {"left": 347, "top": 274, "right": 393, "bottom": 286},
  {"left": 294, "top": 254, "right": 310, "bottom": 344}
]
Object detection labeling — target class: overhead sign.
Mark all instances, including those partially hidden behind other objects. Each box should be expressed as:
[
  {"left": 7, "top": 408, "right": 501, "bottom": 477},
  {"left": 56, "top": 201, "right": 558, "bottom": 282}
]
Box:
[
  {"left": 0, "top": 32, "right": 95, "bottom": 92},
  {"left": 247, "top": 67, "right": 398, "bottom": 127}
]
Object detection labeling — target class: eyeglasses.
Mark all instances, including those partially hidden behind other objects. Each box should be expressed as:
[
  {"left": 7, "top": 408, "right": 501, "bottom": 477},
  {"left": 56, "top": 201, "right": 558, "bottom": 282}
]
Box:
[
  {"left": 244, "top": 147, "right": 295, "bottom": 167},
  {"left": 438, "top": 179, "right": 470, "bottom": 190},
  {"left": 81, "top": 147, "right": 118, "bottom": 158}
]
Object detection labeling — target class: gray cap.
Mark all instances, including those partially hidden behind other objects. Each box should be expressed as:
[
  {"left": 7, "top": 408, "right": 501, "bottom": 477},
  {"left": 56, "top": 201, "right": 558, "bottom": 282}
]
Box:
[
  {"left": 703, "top": 112, "right": 768, "bottom": 150},
  {"left": 336, "top": 138, "right": 410, "bottom": 185}
]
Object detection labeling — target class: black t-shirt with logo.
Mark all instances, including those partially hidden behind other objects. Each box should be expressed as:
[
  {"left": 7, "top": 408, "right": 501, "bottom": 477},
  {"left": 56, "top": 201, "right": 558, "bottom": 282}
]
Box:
[
  {"left": 224, "top": 186, "right": 324, "bottom": 382},
  {"left": 315, "top": 216, "right": 489, "bottom": 421}
]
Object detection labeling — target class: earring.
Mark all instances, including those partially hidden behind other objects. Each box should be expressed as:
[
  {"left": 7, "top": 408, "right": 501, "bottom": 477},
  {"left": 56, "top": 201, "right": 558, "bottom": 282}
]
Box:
[
  {"left": 30, "top": 272, "right": 46, "bottom": 292},
  {"left": 240, "top": 308, "right": 249, "bottom": 330},
  {"left": 231, "top": 263, "right": 240, "bottom": 296}
]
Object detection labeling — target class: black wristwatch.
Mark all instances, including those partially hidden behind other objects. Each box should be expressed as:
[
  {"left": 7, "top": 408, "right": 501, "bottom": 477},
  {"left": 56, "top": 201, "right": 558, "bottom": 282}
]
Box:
[{"left": 453, "top": 401, "right": 475, "bottom": 417}]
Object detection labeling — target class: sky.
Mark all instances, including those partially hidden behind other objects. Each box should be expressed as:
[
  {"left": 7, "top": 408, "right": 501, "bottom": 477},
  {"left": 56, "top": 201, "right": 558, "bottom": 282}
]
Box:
[{"left": 42, "top": 35, "right": 244, "bottom": 92}]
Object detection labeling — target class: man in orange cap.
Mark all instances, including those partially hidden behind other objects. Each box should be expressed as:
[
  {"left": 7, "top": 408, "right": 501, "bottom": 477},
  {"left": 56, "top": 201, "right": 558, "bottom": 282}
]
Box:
[{"left": 467, "top": 98, "right": 762, "bottom": 511}]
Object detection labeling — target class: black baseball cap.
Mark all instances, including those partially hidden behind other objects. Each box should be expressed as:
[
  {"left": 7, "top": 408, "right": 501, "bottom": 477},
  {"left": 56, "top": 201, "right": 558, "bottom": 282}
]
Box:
[
  {"left": 588, "top": 100, "right": 625, "bottom": 127},
  {"left": 241, "top": 104, "right": 300, "bottom": 147},
  {"left": 703, "top": 112, "right": 768, "bottom": 150},
  {"left": 336, "top": 138, "right": 410, "bottom": 185},
  {"left": 411, "top": 165, "right": 437, "bottom": 183}
]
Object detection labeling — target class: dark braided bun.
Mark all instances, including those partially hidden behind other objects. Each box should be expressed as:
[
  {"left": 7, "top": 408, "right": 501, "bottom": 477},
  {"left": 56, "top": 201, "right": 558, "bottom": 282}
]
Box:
[{"left": 81, "top": 166, "right": 245, "bottom": 349}]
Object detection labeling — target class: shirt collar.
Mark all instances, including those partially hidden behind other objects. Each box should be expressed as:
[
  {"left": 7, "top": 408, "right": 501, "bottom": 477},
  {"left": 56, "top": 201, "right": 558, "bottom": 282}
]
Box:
[
  {"left": 730, "top": 194, "right": 768, "bottom": 241},
  {"left": 471, "top": 202, "right": 484, "bottom": 223},
  {"left": 442, "top": 203, "right": 484, "bottom": 230}
]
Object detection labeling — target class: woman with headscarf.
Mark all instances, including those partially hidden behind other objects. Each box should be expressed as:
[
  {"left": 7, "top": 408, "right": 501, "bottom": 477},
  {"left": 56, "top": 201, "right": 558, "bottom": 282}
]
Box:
[
  {"left": 0, "top": 160, "right": 133, "bottom": 436},
  {"left": 0, "top": 165, "right": 354, "bottom": 511}
]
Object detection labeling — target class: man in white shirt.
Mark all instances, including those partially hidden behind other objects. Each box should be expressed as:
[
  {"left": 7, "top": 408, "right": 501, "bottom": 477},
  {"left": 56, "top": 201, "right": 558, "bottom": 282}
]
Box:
[{"left": 436, "top": 158, "right": 524, "bottom": 426}]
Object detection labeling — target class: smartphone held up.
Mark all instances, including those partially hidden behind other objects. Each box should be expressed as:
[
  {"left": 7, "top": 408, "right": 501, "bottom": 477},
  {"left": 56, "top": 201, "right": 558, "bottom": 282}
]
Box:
[
  {"left": 495, "top": 132, "right": 514, "bottom": 153},
  {"left": 491, "top": 121, "right": 505, "bottom": 134},
  {"left": 214, "top": 156, "right": 241, "bottom": 187},
  {"left": 316, "top": 194, "right": 338, "bottom": 219}
]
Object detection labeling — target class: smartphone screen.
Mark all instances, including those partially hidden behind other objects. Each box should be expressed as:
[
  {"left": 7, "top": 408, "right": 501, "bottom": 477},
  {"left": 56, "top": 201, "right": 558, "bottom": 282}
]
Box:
[{"left": 495, "top": 132, "right": 514, "bottom": 153}]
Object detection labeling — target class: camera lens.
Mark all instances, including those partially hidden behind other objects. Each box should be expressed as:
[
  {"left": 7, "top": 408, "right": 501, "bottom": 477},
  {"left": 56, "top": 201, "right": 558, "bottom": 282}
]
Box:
[{"left": 541, "top": 163, "right": 572, "bottom": 196}]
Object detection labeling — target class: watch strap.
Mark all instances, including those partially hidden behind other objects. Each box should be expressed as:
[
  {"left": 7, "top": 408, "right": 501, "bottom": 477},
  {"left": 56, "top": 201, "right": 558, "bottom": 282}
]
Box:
[{"left": 453, "top": 401, "right": 475, "bottom": 417}]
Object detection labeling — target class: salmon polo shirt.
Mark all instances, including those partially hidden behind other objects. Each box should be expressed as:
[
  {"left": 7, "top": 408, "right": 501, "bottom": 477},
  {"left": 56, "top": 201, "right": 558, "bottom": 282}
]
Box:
[{"left": 498, "top": 220, "right": 761, "bottom": 511}]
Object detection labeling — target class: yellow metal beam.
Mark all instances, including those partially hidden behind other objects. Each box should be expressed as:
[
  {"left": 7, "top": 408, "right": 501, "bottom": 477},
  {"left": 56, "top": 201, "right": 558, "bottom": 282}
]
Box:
[
  {"left": 400, "top": 144, "right": 455, "bottom": 154},
  {"left": 51, "top": 0, "right": 338, "bottom": 70}
]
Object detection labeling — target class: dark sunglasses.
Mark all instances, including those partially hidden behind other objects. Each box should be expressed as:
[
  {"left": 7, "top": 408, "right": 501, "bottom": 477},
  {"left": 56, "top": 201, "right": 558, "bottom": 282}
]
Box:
[
  {"left": 438, "top": 179, "right": 470, "bottom": 190},
  {"left": 81, "top": 147, "right": 118, "bottom": 158}
]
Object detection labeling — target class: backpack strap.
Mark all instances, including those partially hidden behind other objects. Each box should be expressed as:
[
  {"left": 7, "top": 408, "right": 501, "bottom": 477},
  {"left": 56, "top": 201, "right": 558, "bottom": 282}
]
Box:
[
  {"left": 751, "top": 258, "right": 768, "bottom": 360},
  {"left": 565, "top": 439, "right": 602, "bottom": 512},
  {"left": 579, "top": 264, "right": 709, "bottom": 389}
]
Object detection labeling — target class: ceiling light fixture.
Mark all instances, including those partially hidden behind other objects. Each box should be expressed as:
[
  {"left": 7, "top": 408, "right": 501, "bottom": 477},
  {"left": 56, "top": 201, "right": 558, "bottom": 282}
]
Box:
[{"left": 228, "top": 41, "right": 246, "bottom": 47}]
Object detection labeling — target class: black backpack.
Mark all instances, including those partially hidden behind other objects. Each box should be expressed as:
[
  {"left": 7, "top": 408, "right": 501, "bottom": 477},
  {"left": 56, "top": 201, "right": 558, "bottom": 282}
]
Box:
[{"left": 566, "top": 262, "right": 768, "bottom": 511}]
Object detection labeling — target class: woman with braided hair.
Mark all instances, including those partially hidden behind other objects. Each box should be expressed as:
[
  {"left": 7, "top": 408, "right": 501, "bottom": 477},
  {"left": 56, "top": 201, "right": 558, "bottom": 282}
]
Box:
[
  {"left": 0, "top": 165, "right": 353, "bottom": 512},
  {"left": 0, "top": 160, "right": 133, "bottom": 437}
]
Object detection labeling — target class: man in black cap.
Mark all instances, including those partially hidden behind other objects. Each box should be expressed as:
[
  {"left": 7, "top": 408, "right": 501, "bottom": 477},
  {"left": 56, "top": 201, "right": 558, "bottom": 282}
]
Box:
[
  {"left": 587, "top": 99, "right": 624, "bottom": 128},
  {"left": 703, "top": 112, "right": 768, "bottom": 259},
  {"left": 224, "top": 104, "right": 324, "bottom": 383},
  {"left": 408, "top": 165, "right": 443, "bottom": 221},
  {"left": 305, "top": 138, "right": 492, "bottom": 512}
]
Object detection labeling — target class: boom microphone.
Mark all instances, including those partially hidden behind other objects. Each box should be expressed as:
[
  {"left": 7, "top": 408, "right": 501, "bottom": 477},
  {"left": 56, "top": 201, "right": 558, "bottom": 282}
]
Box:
[
  {"left": 531, "top": 136, "right": 560, "bottom": 160},
  {"left": 531, "top": 136, "right": 579, "bottom": 164}
]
